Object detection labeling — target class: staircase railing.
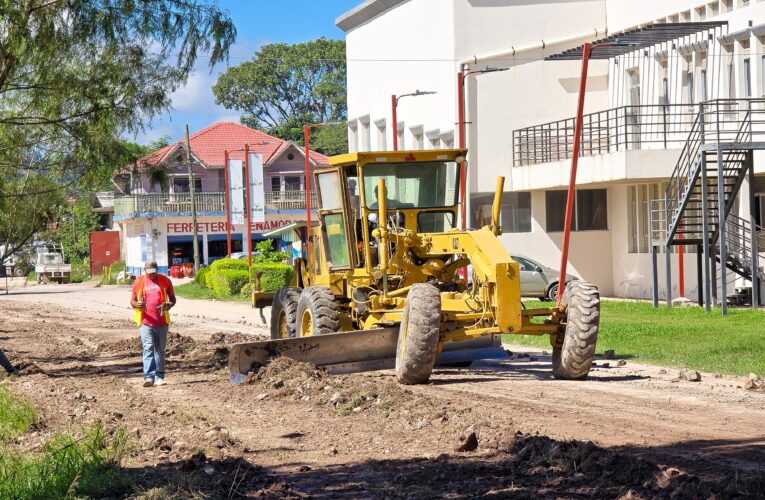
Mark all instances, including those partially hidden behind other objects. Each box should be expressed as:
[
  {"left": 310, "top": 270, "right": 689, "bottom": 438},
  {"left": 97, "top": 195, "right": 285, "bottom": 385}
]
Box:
[
  {"left": 723, "top": 214, "right": 765, "bottom": 280},
  {"left": 663, "top": 99, "right": 765, "bottom": 243},
  {"left": 664, "top": 110, "right": 703, "bottom": 238}
]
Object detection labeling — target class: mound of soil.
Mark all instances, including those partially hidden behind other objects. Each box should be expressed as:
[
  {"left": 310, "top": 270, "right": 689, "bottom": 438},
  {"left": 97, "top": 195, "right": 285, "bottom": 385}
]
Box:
[
  {"left": 14, "top": 360, "right": 46, "bottom": 375},
  {"left": 97, "top": 331, "right": 196, "bottom": 356},
  {"left": 208, "top": 331, "right": 257, "bottom": 344}
]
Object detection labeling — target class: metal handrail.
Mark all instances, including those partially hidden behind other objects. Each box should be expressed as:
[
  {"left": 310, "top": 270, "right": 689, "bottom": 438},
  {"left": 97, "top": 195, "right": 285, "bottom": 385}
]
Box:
[
  {"left": 114, "top": 191, "right": 318, "bottom": 216},
  {"left": 663, "top": 98, "right": 765, "bottom": 241},
  {"left": 512, "top": 103, "right": 702, "bottom": 166}
]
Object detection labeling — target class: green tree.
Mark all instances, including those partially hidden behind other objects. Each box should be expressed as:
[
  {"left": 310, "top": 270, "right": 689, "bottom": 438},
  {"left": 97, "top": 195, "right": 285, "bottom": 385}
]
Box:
[
  {"left": 212, "top": 38, "right": 348, "bottom": 155},
  {"left": 0, "top": 0, "right": 236, "bottom": 263}
]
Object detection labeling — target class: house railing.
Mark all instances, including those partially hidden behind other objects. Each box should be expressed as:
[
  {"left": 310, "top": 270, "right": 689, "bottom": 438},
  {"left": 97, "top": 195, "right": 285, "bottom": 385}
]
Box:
[{"left": 114, "top": 191, "right": 317, "bottom": 217}]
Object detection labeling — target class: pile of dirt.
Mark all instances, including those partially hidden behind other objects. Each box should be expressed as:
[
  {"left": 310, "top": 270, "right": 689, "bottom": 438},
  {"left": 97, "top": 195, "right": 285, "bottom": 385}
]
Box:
[
  {"left": 97, "top": 331, "right": 197, "bottom": 356},
  {"left": 244, "top": 357, "right": 461, "bottom": 421},
  {"left": 131, "top": 451, "right": 302, "bottom": 498},
  {"left": 503, "top": 434, "right": 765, "bottom": 498},
  {"left": 208, "top": 331, "right": 257, "bottom": 345},
  {"left": 15, "top": 360, "right": 46, "bottom": 375}
]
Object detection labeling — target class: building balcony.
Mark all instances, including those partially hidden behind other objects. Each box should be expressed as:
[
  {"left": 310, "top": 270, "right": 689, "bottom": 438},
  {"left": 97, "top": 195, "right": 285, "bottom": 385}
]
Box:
[
  {"left": 512, "top": 103, "right": 701, "bottom": 167},
  {"left": 113, "top": 191, "right": 317, "bottom": 218}
]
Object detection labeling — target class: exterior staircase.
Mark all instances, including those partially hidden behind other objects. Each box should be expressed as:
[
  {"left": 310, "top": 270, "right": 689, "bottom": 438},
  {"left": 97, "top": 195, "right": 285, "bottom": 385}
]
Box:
[{"left": 657, "top": 99, "right": 764, "bottom": 312}]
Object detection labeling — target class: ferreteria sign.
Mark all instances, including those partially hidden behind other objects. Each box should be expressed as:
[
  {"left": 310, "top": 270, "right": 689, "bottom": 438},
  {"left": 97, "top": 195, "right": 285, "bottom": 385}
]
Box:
[{"left": 166, "top": 219, "right": 294, "bottom": 235}]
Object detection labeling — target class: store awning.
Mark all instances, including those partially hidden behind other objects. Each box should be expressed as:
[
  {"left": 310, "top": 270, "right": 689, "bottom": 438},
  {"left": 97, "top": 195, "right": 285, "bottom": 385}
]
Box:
[
  {"left": 262, "top": 221, "right": 306, "bottom": 238},
  {"left": 545, "top": 22, "right": 728, "bottom": 61}
]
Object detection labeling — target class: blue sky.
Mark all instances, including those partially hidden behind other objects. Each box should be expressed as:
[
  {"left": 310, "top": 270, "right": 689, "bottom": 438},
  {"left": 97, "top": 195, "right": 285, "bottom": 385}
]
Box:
[{"left": 135, "top": 0, "right": 360, "bottom": 145}]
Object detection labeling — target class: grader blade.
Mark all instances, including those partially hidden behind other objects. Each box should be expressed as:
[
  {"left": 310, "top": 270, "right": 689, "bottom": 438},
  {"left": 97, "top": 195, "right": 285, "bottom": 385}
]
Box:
[{"left": 228, "top": 330, "right": 505, "bottom": 384}]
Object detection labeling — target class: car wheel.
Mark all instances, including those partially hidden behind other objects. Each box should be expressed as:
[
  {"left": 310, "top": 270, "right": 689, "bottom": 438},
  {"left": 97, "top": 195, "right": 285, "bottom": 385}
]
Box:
[{"left": 545, "top": 282, "right": 559, "bottom": 302}]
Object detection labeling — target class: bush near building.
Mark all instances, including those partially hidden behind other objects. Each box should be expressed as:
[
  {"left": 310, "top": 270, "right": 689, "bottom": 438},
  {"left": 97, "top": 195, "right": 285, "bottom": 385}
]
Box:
[{"left": 185, "top": 256, "right": 294, "bottom": 301}]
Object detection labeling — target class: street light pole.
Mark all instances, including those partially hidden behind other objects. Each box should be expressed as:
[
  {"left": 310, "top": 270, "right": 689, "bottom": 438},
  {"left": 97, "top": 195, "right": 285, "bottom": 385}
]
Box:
[
  {"left": 391, "top": 90, "right": 437, "bottom": 151},
  {"left": 456, "top": 66, "right": 508, "bottom": 231},
  {"left": 556, "top": 42, "right": 615, "bottom": 305}
]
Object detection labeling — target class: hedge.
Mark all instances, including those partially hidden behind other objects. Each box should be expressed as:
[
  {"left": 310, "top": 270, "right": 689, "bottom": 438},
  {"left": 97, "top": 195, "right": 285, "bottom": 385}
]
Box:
[
  {"left": 209, "top": 269, "right": 250, "bottom": 298},
  {"left": 250, "top": 263, "right": 294, "bottom": 293},
  {"left": 210, "top": 258, "right": 249, "bottom": 272},
  {"left": 194, "top": 266, "right": 210, "bottom": 288}
]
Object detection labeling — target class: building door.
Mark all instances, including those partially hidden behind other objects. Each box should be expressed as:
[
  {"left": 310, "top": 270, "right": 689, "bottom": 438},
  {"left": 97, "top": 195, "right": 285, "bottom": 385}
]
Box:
[{"left": 627, "top": 69, "right": 641, "bottom": 149}]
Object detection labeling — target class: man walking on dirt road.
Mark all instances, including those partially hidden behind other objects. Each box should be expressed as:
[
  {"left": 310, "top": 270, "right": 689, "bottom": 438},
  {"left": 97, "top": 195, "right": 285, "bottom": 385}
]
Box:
[{"left": 130, "top": 261, "right": 176, "bottom": 388}]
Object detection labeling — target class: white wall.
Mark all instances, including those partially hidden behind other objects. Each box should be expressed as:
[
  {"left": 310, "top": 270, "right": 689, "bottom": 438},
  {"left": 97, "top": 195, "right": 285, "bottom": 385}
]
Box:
[{"left": 345, "top": 0, "right": 457, "bottom": 150}]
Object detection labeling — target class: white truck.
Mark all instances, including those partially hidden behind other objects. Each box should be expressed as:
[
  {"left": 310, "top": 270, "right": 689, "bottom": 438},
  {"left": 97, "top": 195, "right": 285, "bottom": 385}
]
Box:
[{"left": 35, "top": 243, "right": 71, "bottom": 284}]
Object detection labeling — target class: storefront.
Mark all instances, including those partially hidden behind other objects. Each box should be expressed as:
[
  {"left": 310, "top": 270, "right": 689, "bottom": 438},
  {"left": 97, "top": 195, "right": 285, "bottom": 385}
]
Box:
[{"left": 119, "top": 214, "right": 298, "bottom": 276}]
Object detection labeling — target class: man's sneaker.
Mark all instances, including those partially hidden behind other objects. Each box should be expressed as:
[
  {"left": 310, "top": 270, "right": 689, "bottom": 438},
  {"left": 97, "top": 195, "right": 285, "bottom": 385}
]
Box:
[
  {"left": 143, "top": 379, "right": 154, "bottom": 388},
  {"left": 154, "top": 378, "right": 166, "bottom": 386}
]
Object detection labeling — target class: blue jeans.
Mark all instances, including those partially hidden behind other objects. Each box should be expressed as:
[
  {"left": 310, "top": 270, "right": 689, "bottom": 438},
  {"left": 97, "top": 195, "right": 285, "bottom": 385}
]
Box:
[{"left": 139, "top": 324, "right": 168, "bottom": 381}]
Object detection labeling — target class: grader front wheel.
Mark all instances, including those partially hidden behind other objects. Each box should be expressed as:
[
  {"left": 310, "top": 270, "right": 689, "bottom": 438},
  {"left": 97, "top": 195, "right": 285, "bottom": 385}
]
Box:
[
  {"left": 552, "top": 280, "right": 600, "bottom": 380},
  {"left": 270, "top": 287, "right": 301, "bottom": 339},
  {"left": 296, "top": 286, "right": 340, "bottom": 337},
  {"left": 395, "top": 283, "right": 441, "bottom": 385}
]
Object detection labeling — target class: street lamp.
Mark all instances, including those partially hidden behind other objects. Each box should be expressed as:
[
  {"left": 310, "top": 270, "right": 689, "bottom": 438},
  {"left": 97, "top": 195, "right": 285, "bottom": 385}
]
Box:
[
  {"left": 303, "top": 121, "right": 344, "bottom": 273},
  {"left": 457, "top": 66, "right": 508, "bottom": 231},
  {"left": 391, "top": 90, "right": 437, "bottom": 151}
]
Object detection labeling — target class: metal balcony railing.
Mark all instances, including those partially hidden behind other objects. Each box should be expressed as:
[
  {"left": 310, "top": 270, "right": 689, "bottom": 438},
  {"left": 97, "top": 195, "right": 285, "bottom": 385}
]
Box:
[
  {"left": 513, "top": 103, "right": 705, "bottom": 167},
  {"left": 114, "top": 191, "right": 317, "bottom": 217},
  {"left": 263, "top": 190, "right": 317, "bottom": 210}
]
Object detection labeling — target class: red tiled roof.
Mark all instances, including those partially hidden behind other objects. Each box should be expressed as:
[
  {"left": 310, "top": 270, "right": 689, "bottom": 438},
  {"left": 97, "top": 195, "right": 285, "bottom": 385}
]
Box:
[{"left": 138, "top": 122, "right": 329, "bottom": 169}]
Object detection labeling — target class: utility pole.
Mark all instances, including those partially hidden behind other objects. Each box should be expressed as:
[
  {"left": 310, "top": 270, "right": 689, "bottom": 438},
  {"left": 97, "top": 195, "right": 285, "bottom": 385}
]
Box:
[{"left": 185, "top": 124, "right": 200, "bottom": 274}]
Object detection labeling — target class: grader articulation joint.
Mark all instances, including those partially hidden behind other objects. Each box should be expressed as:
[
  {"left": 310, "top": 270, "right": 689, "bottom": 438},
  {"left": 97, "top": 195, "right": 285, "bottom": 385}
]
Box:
[{"left": 229, "top": 149, "right": 600, "bottom": 385}]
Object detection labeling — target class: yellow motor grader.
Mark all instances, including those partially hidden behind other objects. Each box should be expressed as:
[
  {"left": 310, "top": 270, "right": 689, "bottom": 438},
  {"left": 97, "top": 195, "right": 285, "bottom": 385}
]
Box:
[{"left": 229, "top": 149, "right": 600, "bottom": 385}]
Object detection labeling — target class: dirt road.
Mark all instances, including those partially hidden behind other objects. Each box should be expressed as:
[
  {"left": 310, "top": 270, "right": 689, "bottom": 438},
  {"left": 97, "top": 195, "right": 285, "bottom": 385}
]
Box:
[{"left": 2, "top": 281, "right": 764, "bottom": 498}]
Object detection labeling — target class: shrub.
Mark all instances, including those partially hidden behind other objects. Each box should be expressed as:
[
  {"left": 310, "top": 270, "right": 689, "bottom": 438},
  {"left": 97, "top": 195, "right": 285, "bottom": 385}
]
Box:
[
  {"left": 194, "top": 266, "right": 210, "bottom": 288},
  {"left": 250, "top": 263, "right": 294, "bottom": 292},
  {"left": 210, "top": 258, "right": 248, "bottom": 272},
  {"left": 209, "top": 269, "right": 250, "bottom": 298}
]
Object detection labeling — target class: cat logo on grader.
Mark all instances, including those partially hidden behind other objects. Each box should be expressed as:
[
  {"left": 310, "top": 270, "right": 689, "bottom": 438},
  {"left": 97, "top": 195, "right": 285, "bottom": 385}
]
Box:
[{"left": 229, "top": 149, "right": 600, "bottom": 385}]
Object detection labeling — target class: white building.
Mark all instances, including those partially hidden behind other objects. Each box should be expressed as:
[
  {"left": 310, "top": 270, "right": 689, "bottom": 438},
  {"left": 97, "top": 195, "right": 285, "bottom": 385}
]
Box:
[{"left": 337, "top": 0, "right": 765, "bottom": 305}]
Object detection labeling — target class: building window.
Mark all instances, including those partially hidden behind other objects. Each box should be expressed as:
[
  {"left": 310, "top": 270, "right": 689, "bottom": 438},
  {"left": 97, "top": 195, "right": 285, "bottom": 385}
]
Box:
[
  {"left": 685, "top": 69, "right": 694, "bottom": 105},
  {"left": 662, "top": 76, "right": 670, "bottom": 111},
  {"left": 270, "top": 177, "right": 281, "bottom": 192},
  {"left": 545, "top": 189, "right": 607, "bottom": 232},
  {"left": 285, "top": 176, "right": 302, "bottom": 191},
  {"left": 471, "top": 192, "right": 531, "bottom": 232},
  {"left": 744, "top": 58, "right": 752, "bottom": 97},
  {"left": 701, "top": 68, "right": 708, "bottom": 101},
  {"left": 627, "top": 183, "right": 660, "bottom": 253},
  {"left": 375, "top": 119, "right": 387, "bottom": 151},
  {"left": 172, "top": 177, "right": 202, "bottom": 193},
  {"left": 755, "top": 194, "right": 765, "bottom": 227}
]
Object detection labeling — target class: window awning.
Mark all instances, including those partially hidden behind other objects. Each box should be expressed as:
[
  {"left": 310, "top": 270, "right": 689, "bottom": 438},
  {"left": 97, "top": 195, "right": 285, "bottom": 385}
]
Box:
[
  {"left": 545, "top": 22, "right": 728, "bottom": 61},
  {"left": 262, "top": 221, "right": 306, "bottom": 238}
]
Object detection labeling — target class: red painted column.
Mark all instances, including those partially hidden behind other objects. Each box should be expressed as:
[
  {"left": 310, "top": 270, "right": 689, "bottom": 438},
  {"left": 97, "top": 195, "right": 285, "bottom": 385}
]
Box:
[
  {"left": 391, "top": 95, "right": 398, "bottom": 151},
  {"left": 304, "top": 125, "right": 312, "bottom": 273},
  {"left": 557, "top": 43, "right": 592, "bottom": 305},
  {"left": 223, "top": 150, "right": 232, "bottom": 257}
]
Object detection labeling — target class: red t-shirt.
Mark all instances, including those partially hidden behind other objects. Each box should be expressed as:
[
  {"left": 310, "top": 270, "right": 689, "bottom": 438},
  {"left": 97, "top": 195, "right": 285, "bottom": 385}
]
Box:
[{"left": 132, "top": 275, "right": 174, "bottom": 327}]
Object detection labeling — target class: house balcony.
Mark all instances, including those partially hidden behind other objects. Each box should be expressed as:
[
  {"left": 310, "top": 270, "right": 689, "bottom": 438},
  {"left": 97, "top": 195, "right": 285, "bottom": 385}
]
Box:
[{"left": 113, "top": 191, "right": 317, "bottom": 219}]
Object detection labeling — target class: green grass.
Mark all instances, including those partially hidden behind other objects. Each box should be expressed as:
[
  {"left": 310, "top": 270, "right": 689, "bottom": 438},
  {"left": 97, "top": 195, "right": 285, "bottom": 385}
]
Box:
[
  {"left": 0, "top": 386, "right": 131, "bottom": 499},
  {"left": 174, "top": 281, "right": 248, "bottom": 302},
  {"left": 506, "top": 299, "right": 765, "bottom": 376},
  {"left": 0, "top": 386, "right": 36, "bottom": 443}
]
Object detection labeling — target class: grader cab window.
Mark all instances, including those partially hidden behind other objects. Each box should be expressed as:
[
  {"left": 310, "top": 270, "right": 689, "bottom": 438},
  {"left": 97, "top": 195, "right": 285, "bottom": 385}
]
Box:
[
  {"left": 316, "top": 170, "right": 353, "bottom": 269},
  {"left": 363, "top": 162, "right": 459, "bottom": 209}
]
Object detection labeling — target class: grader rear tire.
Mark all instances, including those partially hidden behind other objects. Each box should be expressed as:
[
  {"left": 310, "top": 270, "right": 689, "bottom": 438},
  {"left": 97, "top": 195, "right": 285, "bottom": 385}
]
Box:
[
  {"left": 552, "top": 280, "right": 600, "bottom": 380},
  {"left": 395, "top": 283, "right": 441, "bottom": 385},
  {"left": 270, "top": 287, "right": 301, "bottom": 339},
  {"left": 296, "top": 286, "right": 340, "bottom": 337}
]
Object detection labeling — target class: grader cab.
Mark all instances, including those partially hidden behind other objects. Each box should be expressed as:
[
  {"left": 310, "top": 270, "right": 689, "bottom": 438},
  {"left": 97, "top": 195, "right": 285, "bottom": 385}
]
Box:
[{"left": 229, "top": 149, "right": 600, "bottom": 385}]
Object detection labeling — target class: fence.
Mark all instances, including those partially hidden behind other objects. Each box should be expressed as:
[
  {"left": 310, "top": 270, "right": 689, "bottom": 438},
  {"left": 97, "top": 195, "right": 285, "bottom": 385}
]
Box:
[{"left": 114, "top": 191, "right": 317, "bottom": 216}]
